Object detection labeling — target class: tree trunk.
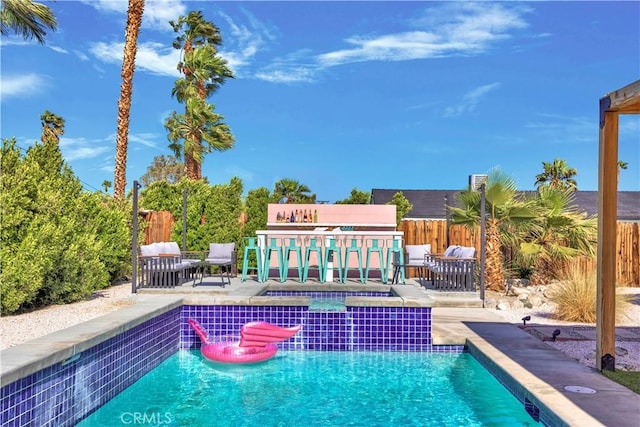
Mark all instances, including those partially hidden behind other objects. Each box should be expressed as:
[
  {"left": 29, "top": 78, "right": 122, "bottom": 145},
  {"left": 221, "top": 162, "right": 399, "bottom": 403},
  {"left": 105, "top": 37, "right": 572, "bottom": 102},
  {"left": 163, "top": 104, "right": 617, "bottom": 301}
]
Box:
[
  {"left": 485, "top": 219, "right": 505, "bottom": 291},
  {"left": 114, "top": 0, "right": 145, "bottom": 199}
]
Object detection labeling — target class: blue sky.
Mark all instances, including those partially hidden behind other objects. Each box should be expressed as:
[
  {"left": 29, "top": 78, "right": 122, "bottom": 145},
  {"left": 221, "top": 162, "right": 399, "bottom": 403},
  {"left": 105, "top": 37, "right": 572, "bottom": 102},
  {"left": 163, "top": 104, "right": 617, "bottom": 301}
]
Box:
[{"left": 1, "top": 1, "right": 639, "bottom": 202}]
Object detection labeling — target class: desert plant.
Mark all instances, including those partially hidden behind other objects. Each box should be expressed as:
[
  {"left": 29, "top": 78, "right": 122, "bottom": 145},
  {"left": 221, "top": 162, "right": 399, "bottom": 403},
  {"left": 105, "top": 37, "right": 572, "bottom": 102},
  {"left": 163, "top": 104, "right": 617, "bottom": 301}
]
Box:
[{"left": 549, "top": 267, "right": 630, "bottom": 323}]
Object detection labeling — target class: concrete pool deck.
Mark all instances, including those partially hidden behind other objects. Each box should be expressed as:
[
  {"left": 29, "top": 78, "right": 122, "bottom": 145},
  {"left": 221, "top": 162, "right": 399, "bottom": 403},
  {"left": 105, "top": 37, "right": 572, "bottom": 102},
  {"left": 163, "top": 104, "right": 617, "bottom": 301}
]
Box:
[{"left": 2, "top": 277, "right": 638, "bottom": 426}]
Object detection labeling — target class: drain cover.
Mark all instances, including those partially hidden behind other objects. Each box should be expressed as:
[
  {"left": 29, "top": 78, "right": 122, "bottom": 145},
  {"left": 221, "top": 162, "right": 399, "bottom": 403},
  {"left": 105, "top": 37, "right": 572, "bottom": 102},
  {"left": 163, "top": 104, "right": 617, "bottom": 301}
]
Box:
[{"left": 564, "top": 385, "right": 597, "bottom": 394}]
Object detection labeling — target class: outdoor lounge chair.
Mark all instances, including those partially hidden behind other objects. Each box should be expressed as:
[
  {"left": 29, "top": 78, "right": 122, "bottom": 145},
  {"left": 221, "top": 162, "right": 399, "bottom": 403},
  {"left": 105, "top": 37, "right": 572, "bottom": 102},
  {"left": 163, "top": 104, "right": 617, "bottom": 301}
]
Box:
[
  {"left": 204, "top": 242, "right": 237, "bottom": 286},
  {"left": 423, "top": 245, "right": 477, "bottom": 291},
  {"left": 138, "top": 241, "right": 199, "bottom": 288},
  {"left": 400, "top": 244, "right": 432, "bottom": 284}
]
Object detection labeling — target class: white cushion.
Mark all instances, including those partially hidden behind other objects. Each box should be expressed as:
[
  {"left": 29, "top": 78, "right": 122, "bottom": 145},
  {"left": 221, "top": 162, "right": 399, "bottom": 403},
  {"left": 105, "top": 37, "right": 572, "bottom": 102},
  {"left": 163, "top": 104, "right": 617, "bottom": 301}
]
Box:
[
  {"left": 165, "top": 241, "right": 181, "bottom": 255},
  {"left": 140, "top": 244, "right": 158, "bottom": 257},
  {"left": 443, "top": 245, "right": 459, "bottom": 257},
  {"left": 457, "top": 246, "right": 476, "bottom": 258},
  {"left": 207, "top": 242, "right": 235, "bottom": 262},
  {"left": 405, "top": 245, "right": 431, "bottom": 262}
]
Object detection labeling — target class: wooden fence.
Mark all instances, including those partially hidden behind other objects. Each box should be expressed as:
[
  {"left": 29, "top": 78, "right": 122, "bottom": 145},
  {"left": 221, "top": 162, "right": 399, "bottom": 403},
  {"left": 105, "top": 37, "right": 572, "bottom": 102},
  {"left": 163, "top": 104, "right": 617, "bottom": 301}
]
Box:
[
  {"left": 399, "top": 219, "right": 639, "bottom": 286},
  {"left": 142, "top": 212, "right": 639, "bottom": 286}
]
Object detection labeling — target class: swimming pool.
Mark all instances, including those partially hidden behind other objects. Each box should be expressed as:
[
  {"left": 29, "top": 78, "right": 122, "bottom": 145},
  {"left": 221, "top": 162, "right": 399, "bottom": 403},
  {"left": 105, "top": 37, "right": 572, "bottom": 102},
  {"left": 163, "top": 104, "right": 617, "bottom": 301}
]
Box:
[
  {"left": 0, "top": 297, "right": 554, "bottom": 426},
  {"left": 77, "top": 350, "right": 541, "bottom": 426}
]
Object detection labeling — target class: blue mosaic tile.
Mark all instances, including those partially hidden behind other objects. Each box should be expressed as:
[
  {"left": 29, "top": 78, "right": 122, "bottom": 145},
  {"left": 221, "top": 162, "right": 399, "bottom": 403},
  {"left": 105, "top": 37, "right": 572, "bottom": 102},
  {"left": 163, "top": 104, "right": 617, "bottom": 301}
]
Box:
[{"left": 0, "top": 307, "right": 181, "bottom": 427}]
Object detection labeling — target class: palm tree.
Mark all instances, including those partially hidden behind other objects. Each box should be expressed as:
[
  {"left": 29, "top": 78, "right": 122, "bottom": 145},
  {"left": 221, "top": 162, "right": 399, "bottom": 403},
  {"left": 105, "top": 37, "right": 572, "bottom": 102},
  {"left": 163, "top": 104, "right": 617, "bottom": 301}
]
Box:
[
  {"left": 617, "top": 160, "right": 628, "bottom": 184},
  {"left": 519, "top": 186, "right": 597, "bottom": 285},
  {"left": 1, "top": 0, "right": 57, "bottom": 44},
  {"left": 273, "top": 178, "right": 316, "bottom": 204},
  {"left": 534, "top": 158, "right": 578, "bottom": 191},
  {"left": 113, "top": 0, "right": 144, "bottom": 200},
  {"left": 167, "top": 11, "right": 234, "bottom": 180},
  {"left": 165, "top": 97, "right": 234, "bottom": 179},
  {"left": 40, "top": 110, "right": 64, "bottom": 144},
  {"left": 448, "top": 168, "right": 538, "bottom": 291}
]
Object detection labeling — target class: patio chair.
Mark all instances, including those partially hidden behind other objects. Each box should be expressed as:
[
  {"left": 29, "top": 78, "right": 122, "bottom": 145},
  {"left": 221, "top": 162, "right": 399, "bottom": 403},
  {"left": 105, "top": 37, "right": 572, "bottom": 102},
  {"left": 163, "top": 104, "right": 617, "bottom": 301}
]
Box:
[
  {"left": 402, "top": 244, "right": 432, "bottom": 285},
  {"left": 138, "top": 241, "right": 199, "bottom": 288},
  {"left": 204, "top": 242, "right": 236, "bottom": 286}
]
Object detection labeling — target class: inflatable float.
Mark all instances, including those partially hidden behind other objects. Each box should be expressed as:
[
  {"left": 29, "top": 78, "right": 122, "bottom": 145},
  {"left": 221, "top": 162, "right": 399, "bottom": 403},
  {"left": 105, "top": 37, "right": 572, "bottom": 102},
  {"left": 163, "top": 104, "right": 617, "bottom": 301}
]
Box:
[{"left": 188, "top": 319, "right": 302, "bottom": 364}]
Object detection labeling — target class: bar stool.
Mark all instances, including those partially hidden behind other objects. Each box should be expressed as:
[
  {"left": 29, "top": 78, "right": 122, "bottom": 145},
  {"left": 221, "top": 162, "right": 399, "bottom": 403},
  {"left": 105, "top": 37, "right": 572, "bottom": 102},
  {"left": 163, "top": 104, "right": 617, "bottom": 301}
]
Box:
[
  {"left": 322, "top": 236, "right": 344, "bottom": 283},
  {"left": 343, "top": 236, "right": 364, "bottom": 283},
  {"left": 364, "top": 238, "right": 386, "bottom": 283},
  {"left": 302, "top": 237, "right": 323, "bottom": 282},
  {"left": 283, "top": 237, "right": 303, "bottom": 282},
  {"left": 263, "top": 237, "right": 284, "bottom": 282},
  {"left": 385, "top": 238, "right": 405, "bottom": 284},
  {"left": 241, "top": 237, "right": 263, "bottom": 282}
]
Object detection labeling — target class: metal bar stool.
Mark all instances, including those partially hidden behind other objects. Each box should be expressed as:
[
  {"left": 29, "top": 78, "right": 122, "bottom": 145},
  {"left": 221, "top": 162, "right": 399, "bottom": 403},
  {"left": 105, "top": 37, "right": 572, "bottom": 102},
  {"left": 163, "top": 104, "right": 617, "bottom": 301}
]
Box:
[
  {"left": 364, "top": 238, "right": 386, "bottom": 283},
  {"left": 302, "top": 237, "right": 323, "bottom": 282},
  {"left": 343, "top": 236, "right": 364, "bottom": 283},
  {"left": 322, "top": 236, "right": 344, "bottom": 283},
  {"left": 263, "top": 237, "right": 285, "bottom": 282},
  {"left": 385, "top": 238, "right": 405, "bottom": 284},
  {"left": 241, "top": 237, "right": 263, "bottom": 282},
  {"left": 282, "top": 237, "right": 303, "bottom": 282}
]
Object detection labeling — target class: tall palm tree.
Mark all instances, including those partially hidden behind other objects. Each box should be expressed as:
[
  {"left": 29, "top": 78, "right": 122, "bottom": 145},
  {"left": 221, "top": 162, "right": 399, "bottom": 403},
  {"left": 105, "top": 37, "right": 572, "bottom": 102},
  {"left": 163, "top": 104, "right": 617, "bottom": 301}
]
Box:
[
  {"left": 448, "top": 168, "right": 538, "bottom": 291},
  {"left": 519, "top": 186, "right": 597, "bottom": 285},
  {"left": 167, "top": 10, "right": 234, "bottom": 180},
  {"left": 113, "top": 0, "right": 145, "bottom": 200},
  {"left": 534, "top": 158, "right": 578, "bottom": 191},
  {"left": 40, "top": 110, "right": 64, "bottom": 144},
  {"left": 1, "top": 0, "right": 56, "bottom": 44},
  {"left": 165, "top": 96, "right": 233, "bottom": 179},
  {"left": 273, "top": 178, "right": 316, "bottom": 204}
]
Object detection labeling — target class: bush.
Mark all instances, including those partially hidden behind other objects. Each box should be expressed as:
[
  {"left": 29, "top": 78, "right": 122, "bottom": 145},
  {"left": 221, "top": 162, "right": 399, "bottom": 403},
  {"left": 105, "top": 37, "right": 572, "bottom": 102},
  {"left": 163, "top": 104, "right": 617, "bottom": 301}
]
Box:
[
  {"left": 549, "top": 267, "right": 630, "bottom": 323},
  {"left": 0, "top": 139, "right": 117, "bottom": 314}
]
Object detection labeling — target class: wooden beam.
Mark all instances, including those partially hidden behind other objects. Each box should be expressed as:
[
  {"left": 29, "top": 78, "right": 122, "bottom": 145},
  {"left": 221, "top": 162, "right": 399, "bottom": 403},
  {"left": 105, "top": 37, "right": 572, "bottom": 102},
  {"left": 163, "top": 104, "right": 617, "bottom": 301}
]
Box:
[
  {"left": 596, "top": 110, "right": 619, "bottom": 371},
  {"left": 604, "top": 79, "right": 640, "bottom": 114}
]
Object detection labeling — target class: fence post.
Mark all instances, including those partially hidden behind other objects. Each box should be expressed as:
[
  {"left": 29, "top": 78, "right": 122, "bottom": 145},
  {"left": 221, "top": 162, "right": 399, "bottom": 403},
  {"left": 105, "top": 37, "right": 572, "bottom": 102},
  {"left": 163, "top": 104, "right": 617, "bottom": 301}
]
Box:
[
  {"left": 131, "top": 180, "right": 141, "bottom": 294},
  {"left": 479, "top": 184, "right": 486, "bottom": 306}
]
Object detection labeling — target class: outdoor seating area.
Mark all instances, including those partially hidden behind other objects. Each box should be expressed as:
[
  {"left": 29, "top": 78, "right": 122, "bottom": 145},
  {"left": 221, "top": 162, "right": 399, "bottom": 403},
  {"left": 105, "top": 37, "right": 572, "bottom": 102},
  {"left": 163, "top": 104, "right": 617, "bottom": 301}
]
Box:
[
  {"left": 422, "top": 245, "right": 477, "bottom": 291},
  {"left": 138, "top": 241, "right": 236, "bottom": 288}
]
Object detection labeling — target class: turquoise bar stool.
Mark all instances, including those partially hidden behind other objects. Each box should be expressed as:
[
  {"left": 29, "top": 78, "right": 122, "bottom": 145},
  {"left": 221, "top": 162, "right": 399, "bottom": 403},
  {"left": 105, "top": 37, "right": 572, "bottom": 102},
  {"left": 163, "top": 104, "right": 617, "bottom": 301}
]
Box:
[
  {"left": 283, "top": 237, "right": 303, "bottom": 282},
  {"left": 385, "top": 238, "right": 405, "bottom": 284},
  {"left": 364, "top": 238, "right": 386, "bottom": 283},
  {"left": 263, "top": 237, "right": 285, "bottom": 282},
  {"left": 322, "top": 236, "right": 344, "bottom": 283},
  {"left": 241, "top": 237, "right": 263, "bottom": 282},
  {"left": 343, "top": 237, "right": 364, "bottom": 283},
  {"left": 302, "top": 237, "right": 323, "bottom": 282}
]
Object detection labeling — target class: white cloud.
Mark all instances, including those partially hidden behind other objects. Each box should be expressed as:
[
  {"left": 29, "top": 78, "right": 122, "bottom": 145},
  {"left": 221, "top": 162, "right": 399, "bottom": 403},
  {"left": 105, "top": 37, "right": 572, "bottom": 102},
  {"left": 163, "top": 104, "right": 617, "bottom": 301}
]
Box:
[
  {"left": 129, "top": 133, "right": 162, "bottom": 149},
  {"left": 444, "top": 82, "right": 501, "bottom": 117},
  {"left": 255, "top": 67, "right": 316, "bottom": 84},
  {"left": 89, "top": 41, "right": 180, "bottom": 77},
  {"left": 217, "top": 10, "right": 275, "bottom": 74},
  {"left": 0, "top": 74, "right": 48, "bottom": 100},
  {"left": 317, "top": 4, "right": 528, "bottom": 67},
  {"left": 80, "top": 0, "right": 186, "bottom": 32},
  {"left": 59, "top": 136, "right": 111, "bottom": 161}
]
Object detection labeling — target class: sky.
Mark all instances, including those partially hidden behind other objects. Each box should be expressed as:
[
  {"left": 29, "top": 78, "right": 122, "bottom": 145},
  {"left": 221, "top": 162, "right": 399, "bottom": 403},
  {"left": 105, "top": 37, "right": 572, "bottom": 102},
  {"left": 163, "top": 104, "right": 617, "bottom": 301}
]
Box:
[{"left": 1, "top": 1, "right": 639, "bottom": 202}]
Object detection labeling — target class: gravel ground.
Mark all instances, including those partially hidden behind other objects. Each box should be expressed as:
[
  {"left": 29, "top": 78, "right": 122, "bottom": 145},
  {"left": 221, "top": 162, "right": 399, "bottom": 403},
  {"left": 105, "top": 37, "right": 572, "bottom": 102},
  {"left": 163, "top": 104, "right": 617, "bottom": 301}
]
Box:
[{"left": 1, "top": 283, "right": 638, "bottom": 371}]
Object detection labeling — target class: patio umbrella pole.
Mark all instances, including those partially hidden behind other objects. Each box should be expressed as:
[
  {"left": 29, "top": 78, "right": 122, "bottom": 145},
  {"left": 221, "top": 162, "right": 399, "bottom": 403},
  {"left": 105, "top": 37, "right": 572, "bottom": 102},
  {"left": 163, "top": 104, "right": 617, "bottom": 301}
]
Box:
[
  {"left": 479, "top": 183, "right": 486, "bottom": 306},
  {"left": 131, "top": 180, "right": 141, "bottom": 293}
]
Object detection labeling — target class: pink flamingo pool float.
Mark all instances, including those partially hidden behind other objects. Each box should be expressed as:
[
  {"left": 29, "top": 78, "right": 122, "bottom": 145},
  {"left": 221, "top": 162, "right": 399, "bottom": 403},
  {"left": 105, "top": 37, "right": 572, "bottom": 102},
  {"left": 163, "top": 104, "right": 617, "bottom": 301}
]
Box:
[{"left": 188, "top": 319, "right": 302, "bottom": 364}]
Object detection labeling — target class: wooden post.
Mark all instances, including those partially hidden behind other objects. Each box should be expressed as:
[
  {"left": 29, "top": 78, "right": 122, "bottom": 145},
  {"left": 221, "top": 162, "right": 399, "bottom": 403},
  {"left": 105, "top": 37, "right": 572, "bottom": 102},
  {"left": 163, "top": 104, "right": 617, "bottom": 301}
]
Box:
[{"left": 596, "top": 107, "right": 618, "bottom": 371}]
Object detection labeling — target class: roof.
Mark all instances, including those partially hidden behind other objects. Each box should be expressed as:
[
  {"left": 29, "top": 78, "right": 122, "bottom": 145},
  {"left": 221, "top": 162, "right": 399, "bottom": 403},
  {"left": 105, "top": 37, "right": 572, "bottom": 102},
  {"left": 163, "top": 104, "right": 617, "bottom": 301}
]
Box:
[{"left": 371, "top": 189, "right": 640, "bottom": 221}]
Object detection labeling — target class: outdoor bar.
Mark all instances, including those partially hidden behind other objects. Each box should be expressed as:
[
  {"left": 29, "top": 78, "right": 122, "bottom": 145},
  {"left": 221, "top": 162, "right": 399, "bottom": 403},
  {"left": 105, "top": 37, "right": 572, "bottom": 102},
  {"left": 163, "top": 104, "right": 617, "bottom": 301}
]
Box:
[{"left": 256, "top": 204, "right": 402, "bottom": 283}]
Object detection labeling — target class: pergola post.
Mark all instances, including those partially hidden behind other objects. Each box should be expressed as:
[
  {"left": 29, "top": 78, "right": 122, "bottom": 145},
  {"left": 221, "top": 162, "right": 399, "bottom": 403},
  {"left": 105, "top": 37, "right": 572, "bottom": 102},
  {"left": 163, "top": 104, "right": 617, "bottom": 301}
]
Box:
[
  {"left": 595, "top": 79, "right": 640, "bottom": 371},
  {"left": 596, "top": 108, "right": 618, "bottom": 371}
]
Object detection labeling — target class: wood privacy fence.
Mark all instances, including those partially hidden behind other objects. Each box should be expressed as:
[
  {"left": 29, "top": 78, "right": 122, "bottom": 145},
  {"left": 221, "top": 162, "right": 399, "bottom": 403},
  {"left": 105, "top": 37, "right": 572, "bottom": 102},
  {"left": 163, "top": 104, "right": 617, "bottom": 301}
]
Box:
[
  {"left": 399, "top": 219, "right": 639, "bottom": 286},
  {"left": 142, "top": 211, "right": 639, "bottom": 286}
]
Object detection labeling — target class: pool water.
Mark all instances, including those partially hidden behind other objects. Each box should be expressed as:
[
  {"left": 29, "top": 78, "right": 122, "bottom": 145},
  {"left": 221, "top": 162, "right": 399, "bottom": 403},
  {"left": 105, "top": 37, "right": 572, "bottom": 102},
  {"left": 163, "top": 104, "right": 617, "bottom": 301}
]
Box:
[{"left": 78, "top": 351, "right": 540, "bottom": 426}]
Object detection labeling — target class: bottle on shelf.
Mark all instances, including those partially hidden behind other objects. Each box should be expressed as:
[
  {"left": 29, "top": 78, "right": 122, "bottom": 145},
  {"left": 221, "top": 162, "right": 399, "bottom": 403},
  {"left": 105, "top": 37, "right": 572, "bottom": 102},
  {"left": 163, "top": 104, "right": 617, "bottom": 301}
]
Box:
[
  {"left": 303, "top": 209, "right": 308, "bottom": 223},
  {"left": 314, "top": 209, "right": 318, "bottom": 223},
  {"left": 290, "top": 211, "right": 295, "bottom": 222},
  {"left": 276, "top": 212, "right": 281, "bottom": 223},
  {"left": 308, "top": 210, "right": 313, "bottom": 223}
]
